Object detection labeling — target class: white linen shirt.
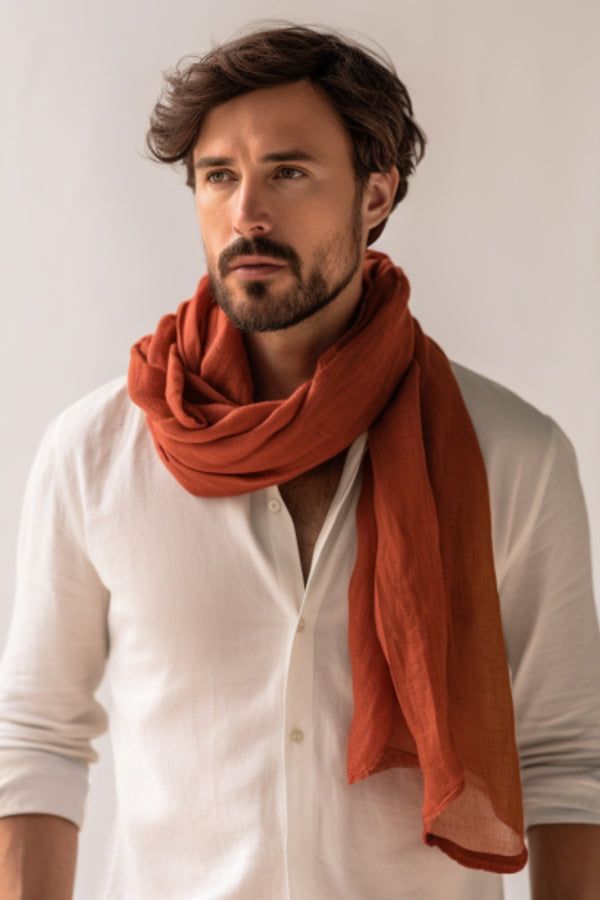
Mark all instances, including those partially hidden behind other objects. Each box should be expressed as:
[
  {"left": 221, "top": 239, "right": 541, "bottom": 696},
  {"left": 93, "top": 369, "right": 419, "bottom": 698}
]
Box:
[{"left": 1, "top": 362, "right": 599, "bottom": 899}]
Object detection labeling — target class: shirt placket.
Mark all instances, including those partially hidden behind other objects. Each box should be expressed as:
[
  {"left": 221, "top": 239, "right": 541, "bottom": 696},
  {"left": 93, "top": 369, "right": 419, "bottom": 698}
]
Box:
[{"left": 263, "top": 437, "right": 367, "bottom": 899}]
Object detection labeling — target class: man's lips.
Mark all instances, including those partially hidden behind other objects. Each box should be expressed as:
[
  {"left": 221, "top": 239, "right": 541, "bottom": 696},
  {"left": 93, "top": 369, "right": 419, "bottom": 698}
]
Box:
[{"left": 228, "top": 256, "right": 288, "bottom": 278}]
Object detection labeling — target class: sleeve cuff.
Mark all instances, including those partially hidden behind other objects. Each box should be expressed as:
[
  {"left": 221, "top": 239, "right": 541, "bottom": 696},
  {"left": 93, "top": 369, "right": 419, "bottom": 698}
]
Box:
[
  {"left": 0, "top": 748, "right": 90, "bottom": 827},
  {"left": 522, "top": 768, "right": 600, "bottom": 830}
]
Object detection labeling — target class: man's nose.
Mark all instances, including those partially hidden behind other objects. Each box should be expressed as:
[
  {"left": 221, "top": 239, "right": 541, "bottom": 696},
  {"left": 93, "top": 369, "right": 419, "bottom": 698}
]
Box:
[{"left": 232, "top": 178, "right": 273, "bottom": 236}]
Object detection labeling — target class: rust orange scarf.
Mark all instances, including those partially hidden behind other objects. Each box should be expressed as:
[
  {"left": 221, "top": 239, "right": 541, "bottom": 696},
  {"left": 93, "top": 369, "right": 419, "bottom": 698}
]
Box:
[{"left": 128, "top": 251, "right": 527, "bottom": 873}]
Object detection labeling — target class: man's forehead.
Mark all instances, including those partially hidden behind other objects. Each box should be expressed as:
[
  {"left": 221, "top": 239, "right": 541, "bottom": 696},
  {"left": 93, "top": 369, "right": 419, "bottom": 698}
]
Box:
[{"left": 192, "top": 81, "right": 352, "bottom": 161}]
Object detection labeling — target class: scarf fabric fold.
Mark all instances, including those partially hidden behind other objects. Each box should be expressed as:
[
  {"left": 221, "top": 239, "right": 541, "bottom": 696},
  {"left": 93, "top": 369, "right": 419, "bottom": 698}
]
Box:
[{"left": 128, "top": 251, "right": 527, "bottom": 873}]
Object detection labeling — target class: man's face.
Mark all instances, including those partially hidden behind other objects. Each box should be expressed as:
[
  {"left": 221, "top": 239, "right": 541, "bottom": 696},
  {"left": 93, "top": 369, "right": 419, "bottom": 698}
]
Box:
[{"left": 192, "top": 81, "right": 368, "bottom": 333}]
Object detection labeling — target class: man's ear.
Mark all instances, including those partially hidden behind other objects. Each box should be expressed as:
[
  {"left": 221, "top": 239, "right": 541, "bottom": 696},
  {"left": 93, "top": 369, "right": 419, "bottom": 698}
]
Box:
[{"left": 362, "top": 168, "right": 400, "bottom": 234}]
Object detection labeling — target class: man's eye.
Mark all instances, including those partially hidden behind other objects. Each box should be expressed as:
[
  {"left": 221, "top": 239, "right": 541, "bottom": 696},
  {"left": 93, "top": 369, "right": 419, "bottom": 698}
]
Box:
[
  {"left": 206, "top": 171, "right": 230, "bottom": 184},
  {"left": 276, "top": 167, "right": 304, "bottom": 180}
]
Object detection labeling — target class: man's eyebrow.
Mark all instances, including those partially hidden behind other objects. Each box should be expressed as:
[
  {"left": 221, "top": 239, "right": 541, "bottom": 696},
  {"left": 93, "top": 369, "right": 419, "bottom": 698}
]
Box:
[
  {"left": 194, "top": 150, "right": 318, "bottom": 170},
  {"left": 260, "top": 150, "right": 318, "bottom": 164},
  {"left": 195, "top": 156, "right": 235, "bottom": 170}
]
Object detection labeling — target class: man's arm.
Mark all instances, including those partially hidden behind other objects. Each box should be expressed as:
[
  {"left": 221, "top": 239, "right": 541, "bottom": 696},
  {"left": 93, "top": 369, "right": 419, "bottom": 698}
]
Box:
[
  {"left": 0, "top": 412, "right": 111, "bottom": 899},
  {"left": 0, "top": 814, "right": 78, "bottom": 899},
  {"left": 528, "top": 823, "right": 600, "bottom": 900}
]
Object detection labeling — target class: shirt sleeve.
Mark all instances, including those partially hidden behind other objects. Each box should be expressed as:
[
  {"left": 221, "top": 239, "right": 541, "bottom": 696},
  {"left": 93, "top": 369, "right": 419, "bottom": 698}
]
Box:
[
  {"left": 0, "top": 415, "right": 110, "bottom": 827},
  {"left": 498, "top": 421, "right": 600, "bottom": 829}
]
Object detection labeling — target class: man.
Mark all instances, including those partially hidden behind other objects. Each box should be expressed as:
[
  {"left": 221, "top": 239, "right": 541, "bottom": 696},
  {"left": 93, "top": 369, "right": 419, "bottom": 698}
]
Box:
[{"left": 0, "top": 24, "right": 599, "bottom": 899}]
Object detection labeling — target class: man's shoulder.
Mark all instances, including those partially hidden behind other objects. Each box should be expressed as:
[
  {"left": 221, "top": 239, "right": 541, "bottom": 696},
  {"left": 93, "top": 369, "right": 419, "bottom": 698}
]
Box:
[
  {"left": 449, "top": 363, "right": 582, "bottom": 580},
  {"left": 41, "top": 375, "right": 146, "bottom": 469},
  {"left": 49, "top": 373, "right": 132, "bottom": 428},
  {"left": 26, "top": 376, "right": 158, "bottom": 516},
  {"left": 450, "top": 361, "right": 561, "bottom": 463}
]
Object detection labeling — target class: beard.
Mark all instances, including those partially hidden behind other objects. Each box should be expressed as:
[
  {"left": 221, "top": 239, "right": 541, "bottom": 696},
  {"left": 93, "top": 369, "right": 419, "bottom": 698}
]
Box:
[{"left": 207, "top": 194, "right": 364, "bottom": 334}]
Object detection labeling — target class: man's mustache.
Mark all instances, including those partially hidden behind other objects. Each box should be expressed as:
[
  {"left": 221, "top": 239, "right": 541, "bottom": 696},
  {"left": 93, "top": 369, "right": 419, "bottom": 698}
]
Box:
[{"left": 218, "top": 237, "right": 302, "bottom": 279}]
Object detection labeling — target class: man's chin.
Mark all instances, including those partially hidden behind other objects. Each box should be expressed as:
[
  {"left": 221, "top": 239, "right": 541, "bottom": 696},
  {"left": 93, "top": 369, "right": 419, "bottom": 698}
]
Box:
[
  {"left": 209, "top": 269, "right": 342, "bottom": 334},
  {"left": 210, "top": 281, "right": 291, "bottom": 332},
  {"left": 219, "top": 310, "right": 303, "bottom": 335}
]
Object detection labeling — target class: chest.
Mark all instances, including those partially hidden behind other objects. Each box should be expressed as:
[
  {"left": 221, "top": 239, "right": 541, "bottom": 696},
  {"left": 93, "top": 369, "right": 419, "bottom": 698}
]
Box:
[{"left": 278, "top": 451, "right": 347, "bottom": 582}]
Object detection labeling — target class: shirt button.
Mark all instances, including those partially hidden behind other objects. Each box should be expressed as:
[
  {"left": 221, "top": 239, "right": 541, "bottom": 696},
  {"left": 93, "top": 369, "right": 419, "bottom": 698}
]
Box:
[
  {"left": 268, "top": 498, "right": 281, "bottom": 513},
  {"left": 297, "top": 617, "right": 306, "bottom": 633},
  {"left": 290, "top": 728, "right": 304, "bottom": 743}
]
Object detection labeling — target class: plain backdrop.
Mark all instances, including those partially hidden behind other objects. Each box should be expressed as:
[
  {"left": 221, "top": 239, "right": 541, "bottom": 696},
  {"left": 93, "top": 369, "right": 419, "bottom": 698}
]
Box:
[{"left": 1, "top": 0, "right": 598, "bottom": 897}]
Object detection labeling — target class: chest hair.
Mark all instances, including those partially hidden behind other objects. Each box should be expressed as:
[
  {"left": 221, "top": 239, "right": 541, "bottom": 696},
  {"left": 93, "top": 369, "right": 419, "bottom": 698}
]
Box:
[{"left": 278, "top": 451, "right": 348, "bottom": 583}]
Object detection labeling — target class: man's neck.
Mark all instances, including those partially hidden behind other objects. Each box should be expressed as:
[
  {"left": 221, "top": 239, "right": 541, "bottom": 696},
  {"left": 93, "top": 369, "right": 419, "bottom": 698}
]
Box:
[
  {"left": 244, "top": 331, "right": 323, "bottom": 401},
  {"left": 243, "top": 284, "right": 363, "bottom": 402}
]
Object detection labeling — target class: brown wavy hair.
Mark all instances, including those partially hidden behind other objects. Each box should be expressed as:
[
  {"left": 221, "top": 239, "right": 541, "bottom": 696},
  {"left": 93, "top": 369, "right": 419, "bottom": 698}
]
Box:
[{"left": 146, "top": 24, "right": 426, "bottom": 244}]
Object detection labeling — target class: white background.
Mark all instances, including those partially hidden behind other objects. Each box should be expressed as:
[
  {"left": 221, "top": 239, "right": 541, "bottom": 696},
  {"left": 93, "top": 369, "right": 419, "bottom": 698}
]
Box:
[{"left": 1, "top": 0, "right": 598, "bottom": 897}]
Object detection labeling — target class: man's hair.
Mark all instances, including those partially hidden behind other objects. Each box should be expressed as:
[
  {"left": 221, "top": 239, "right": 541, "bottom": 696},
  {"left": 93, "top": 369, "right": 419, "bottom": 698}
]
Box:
[{"left": 146, "top": 24, "right": 426, "bottom": 244}]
